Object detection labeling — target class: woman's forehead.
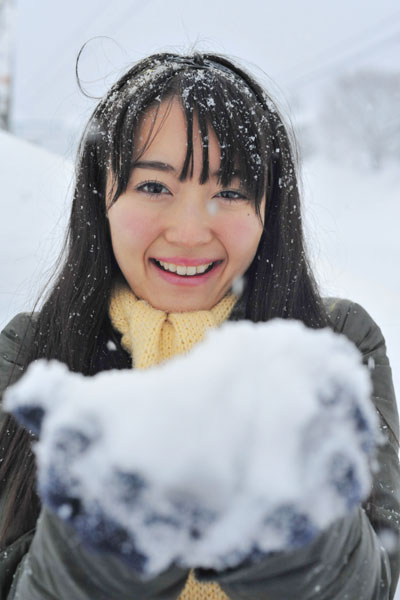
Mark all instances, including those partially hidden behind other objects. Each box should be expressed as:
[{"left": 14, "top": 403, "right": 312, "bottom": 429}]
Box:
[{"left": 134, "top": 98, "right": 223, "bottom": 176}]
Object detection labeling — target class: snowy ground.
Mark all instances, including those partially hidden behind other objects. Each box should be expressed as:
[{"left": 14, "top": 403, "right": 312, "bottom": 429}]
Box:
[
  {"left": 303, "top": 158, "right": 400, "bottom": 397},
  {"left": 0, "top": 130, "right": 71, "bottom": 328}
]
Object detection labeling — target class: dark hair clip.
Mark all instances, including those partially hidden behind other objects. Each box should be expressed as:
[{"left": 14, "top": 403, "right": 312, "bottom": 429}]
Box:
[
  {"left": 202, "top": 58, "right": 236, "bottom": 78},
  {"left": 163, "top": 54, "right": 236, "bottom": 78},
  {"left": 167, "top": 55, "right": 205, "bottom": 71}
]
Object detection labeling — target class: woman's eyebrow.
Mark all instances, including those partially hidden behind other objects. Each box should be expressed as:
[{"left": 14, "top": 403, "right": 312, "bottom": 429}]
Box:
[
  {"left": 132, "top": 160, "right": 176, "bottom": 173},
  {"left": 132, "top": 160, "right": 241, "bottom": 180}
]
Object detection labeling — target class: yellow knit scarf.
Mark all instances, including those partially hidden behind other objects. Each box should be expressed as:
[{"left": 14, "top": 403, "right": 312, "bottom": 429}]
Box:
[
  {"left": 109, "top": 281, "right": 235, "bottom": 598},
  {"left": 109, "top": 281, "right": 237, "bottom": 369}
]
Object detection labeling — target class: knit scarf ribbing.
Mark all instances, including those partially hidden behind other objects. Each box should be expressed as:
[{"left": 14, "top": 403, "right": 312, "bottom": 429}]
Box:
[
  {"left": 108, "top": 280, "right": 234, "bottom": 599},
  {"left": 109, "top": 281, "right": 237, "bottom": 369}
]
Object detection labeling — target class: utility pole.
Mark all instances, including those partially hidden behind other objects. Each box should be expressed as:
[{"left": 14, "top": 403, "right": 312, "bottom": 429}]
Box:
[{"left": 0, "top": 0, "right": 15, "bottom": 131}]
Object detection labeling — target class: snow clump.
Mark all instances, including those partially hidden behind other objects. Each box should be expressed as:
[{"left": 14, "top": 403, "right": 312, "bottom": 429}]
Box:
[{"left": 4, "top": 318, "right": 379, "bottom": 577}]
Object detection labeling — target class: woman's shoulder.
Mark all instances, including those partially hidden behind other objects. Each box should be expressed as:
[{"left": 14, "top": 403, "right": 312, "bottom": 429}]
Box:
[
  {"left": 324, "top": 297, "right": 398, "bottom": 438},
  {"left": 0, "top": 313, "right": 37, "bottom": 395},
  {"left": 0, "top": 313, "right": 37, "bottom": 359},
  {"left": 323, "top": 297, "right": 387, "bottom": 357},
  {"left": 0, "top": 312, "right": 37, "bottom": 341}
]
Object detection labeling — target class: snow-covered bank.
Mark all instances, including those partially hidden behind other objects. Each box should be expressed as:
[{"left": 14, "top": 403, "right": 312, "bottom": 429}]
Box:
[
  {"left": 0, "top": 131, "right": 72, "bottom": 328},
  {"left": 303, "top": 158, "right": 400, "bottom": 395}
]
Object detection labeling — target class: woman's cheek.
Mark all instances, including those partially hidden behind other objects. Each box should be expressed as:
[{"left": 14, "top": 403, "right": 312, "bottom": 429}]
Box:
[
  {"left": 112, "top": 204, "right": 159, "bottom": 246},
  {"left": 128, "top": 213, "right": 158, "bottom": 243},
  {"left": 224, "top": 213, "right": 263, "bottom": 254}
]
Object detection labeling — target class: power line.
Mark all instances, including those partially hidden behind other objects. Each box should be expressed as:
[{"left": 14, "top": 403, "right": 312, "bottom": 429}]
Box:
[
  {"left": 91, "top": 0, "right": 155, "bottom": 43},
  {"left": 20, "top": 0, "right": 155, "bottom": 103},
  {"left": 280, "top": 11, "right": 400, "bottom": 88},
  {"left": 280, "top": 10, "right": 400, "bottom": 82},
  {"left": 285, "top": 29, "right": 400, "bottom": 90},
  {"left": 19, "top": 0, "right": 111, "bottom": 99},
  {"left": 19, "top": 0, "right": 153, "bottom": 113}
]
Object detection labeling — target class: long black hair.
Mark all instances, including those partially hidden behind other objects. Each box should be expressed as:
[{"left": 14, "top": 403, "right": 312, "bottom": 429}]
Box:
[{"left": 0, "top": 51, "right": 328, "bottom": 546}]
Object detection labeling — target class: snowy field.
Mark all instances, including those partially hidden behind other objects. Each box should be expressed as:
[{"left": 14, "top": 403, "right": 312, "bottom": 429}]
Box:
[
  {"left": 0, "top": 130, "right": 72, "bottom": 326},
  {"left": 303, "top": 158, "right": 400, "bottom": 397}
]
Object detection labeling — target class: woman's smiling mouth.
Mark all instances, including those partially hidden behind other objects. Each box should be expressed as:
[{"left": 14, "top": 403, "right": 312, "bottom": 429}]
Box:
[
  {"left": 150, "top": 258, "right": 223, "bottom": 284},
  {"left": 151, "top": 258, "right": 222, "bottom": 276}
]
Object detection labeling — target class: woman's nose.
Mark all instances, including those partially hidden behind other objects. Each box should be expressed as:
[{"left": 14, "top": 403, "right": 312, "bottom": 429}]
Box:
[{"left": 164, "top": 199, "right": 214, "bottom": 247}]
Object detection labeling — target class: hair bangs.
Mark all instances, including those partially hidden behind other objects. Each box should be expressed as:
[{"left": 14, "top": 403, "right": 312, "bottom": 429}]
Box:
[
  {"left": 95, "top": 57, "right": 273, "bottom": 214},
  {"left": 164, "top": 67, "right": 269, "bottom": 213},
  {"left": 94, "top": 61, "right": 182, "bottom": 205}
]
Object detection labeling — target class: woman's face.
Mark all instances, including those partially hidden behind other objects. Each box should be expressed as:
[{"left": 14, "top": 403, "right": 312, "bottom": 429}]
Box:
[{"left": 107, "top": 98, "right": 265, "bottom": 312}]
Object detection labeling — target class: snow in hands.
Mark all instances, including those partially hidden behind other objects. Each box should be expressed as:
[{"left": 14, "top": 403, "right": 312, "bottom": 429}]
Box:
[{"left": 5, "top": 319, "right": 379, "bottom": 577}]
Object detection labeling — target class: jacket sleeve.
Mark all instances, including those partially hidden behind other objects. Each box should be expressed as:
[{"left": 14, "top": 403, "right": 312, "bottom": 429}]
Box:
[
  {"left": 194, "top": 299, "right": 400, "bottom": 600},
  {"left": 9, "top": 509, "right": 189, "bottom": 600},
  {"left": 0, "top": 314, "right": 189, "bottom": 600},
  {"left": 0, "top": 314, "right": 37, "bottom": 597}
]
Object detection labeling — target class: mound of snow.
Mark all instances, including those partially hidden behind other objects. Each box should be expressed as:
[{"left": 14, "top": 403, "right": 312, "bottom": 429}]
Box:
[
  {"left": 0, "top": 131, "right": 72, "bottom": 329},
  {"left": 303, "top": 157, "right": 400, "bottom": 394},
  {"left": 5, "top": 318, "right": 378, "bottom": 576}
]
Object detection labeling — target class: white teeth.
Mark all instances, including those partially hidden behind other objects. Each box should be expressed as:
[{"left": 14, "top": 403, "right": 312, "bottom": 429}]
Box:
[
  {"left": 156, "top": 260, "right": 214, "bottom": 276},
  {"left": 196, "top": 264, "right": 207, "bottom": 274}
]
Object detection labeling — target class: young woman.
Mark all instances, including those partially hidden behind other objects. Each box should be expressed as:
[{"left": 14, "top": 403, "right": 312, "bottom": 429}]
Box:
[{"left": 0, "top": 52, "right": 398, "bottom": 599}]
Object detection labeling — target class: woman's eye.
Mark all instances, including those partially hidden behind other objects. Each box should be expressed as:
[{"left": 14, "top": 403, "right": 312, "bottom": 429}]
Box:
[
  {"left": 215, "top": 190, "right": 247, "bottom": 202},
  {"left": 136, "top": 181, "right": 170, "bottom": 195}
]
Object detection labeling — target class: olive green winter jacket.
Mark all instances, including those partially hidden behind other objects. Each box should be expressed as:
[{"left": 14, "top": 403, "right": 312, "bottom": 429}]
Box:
[{"left": 0, "top": 299, "right": 399, "bottom": 599}]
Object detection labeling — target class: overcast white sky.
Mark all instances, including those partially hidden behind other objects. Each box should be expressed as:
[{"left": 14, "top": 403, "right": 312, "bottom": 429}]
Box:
[{"left": 11, "top": 0, "right": 400, "bottom": 156}]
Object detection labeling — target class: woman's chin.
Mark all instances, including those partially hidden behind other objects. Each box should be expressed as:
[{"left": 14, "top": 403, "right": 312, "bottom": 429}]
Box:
[
  {"left": 141, "top": 288, "right": 228, "bottom": 313},
  {"left": 148, "top": 298, "right": 215, "bottom": 313}
]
